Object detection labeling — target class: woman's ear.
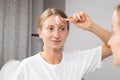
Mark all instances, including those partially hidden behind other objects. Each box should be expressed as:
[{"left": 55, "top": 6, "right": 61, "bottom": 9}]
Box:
[{"left": 37, "top": 28, "right": 42, "bottom": 38}]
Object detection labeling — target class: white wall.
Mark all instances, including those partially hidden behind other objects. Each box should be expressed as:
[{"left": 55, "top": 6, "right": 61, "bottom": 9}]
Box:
[{"left": 65, "top": 0, "right": 120, "bottom": 80}]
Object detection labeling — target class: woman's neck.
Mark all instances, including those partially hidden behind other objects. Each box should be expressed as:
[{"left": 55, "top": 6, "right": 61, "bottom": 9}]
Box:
[{"left": 41, "top": 48, "right": 62, "bottom": 64}]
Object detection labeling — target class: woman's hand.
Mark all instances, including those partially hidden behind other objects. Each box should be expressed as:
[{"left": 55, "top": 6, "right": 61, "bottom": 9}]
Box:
[
  {"left": 68, "top": 12, "right": 112, "bottom": 60},
  {"left": 69, "top": 12, "right": 95, "bottom": 31}
]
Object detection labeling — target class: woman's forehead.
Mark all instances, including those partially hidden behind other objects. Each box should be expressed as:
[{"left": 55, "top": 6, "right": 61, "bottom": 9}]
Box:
[
  {"left": 43, "top": 15, "right": 67, "bottom": 26},
  {"left": 45, "top": 15, "right": 56, "bottom": 23},
  {"left": 43, "top": 15, "right": 57, "bottom": 27}
]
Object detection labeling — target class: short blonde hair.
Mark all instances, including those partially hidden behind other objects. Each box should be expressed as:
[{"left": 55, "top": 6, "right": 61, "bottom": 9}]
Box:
[{"left": 38, "top": 8, "right": 69, "bottom": 30}]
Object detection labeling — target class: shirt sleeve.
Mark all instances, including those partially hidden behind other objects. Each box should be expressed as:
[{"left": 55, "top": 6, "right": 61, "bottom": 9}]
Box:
[
  {"left": 82, "top": 46, "right": 102, "bottom": 73},
  {"left": 15, "top": 63, "right": 25, "bottom": 80},
  {"left": 70, "top": 46, "right": 102, "bottom": 75},
  {"left": 15, "top": 59, "right": 28, "bottom": 80}
]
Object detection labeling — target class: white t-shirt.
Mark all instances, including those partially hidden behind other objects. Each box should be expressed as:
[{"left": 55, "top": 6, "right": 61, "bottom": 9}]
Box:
[{"left": 16, "top": 46, "right": 102, "bottom": 80}]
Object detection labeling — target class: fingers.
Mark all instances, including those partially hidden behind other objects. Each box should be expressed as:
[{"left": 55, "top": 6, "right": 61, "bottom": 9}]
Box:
[
  {"left": 73, "top": 12, "right": 86, "bottom": 22},
  {"left": 80, "top": 12, "right": 86, "bottom": 22},
  {"left": 68, "top": 11, "right": 87, "bottom": 23}
]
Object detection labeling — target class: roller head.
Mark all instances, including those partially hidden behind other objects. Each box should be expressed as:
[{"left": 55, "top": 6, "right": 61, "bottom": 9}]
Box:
[{"left": 55, "top": 15, "right": 60, "bottom": 25}]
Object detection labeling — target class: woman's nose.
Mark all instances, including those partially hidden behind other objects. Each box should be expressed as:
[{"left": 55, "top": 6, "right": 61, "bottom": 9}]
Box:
[{"left": 53, "top": 30, "right": 60, "bottom": 39}]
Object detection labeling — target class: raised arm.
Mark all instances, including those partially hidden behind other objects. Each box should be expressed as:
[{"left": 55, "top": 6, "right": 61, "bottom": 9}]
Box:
[
  {"left": 88, "top": 23, "right": 112, "bottom": 60},
  {"left": 68, "top": 12, "right": 112, "bottom": 60}
]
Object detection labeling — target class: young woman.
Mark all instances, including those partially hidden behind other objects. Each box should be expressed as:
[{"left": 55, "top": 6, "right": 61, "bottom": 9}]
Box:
[
  {"left": 16, "top": 8, "right": 112, "bottom": 80},
  {"left": 108, "top": 4, "right": 120, "bottom": 66}
]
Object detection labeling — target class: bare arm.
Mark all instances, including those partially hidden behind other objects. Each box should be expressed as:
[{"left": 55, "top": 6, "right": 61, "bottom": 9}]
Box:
[
  {"left": 69, "top": 12, "right": 112, "bottom": 60},
  {"left": 88, "top": 23, "right": 112, "bottom": 60}
]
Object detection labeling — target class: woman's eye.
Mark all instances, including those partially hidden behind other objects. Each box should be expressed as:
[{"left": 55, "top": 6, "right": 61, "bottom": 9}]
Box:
[
  {"left": 60, "top": 25, "right": 67, "bottom": 31},
  {"left": 61, "top": 27, "right": 65, "bottom": 30},
  {"left": 48, "top": 27, "right": 53, "bottom": 31}
]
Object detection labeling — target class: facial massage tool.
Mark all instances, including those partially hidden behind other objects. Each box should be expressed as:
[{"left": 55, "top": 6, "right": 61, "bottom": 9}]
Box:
[{"left": 55, "top": 15, "right": 69, "bottom": 25}]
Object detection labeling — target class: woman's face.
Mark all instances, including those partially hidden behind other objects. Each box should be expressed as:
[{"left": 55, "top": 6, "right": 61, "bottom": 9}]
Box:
[
  {"left": 38, "top": 15, "right": 69, "bottom": 50},
  {"left": 108, "top": 11, "right": 120, "bottom": 66}
]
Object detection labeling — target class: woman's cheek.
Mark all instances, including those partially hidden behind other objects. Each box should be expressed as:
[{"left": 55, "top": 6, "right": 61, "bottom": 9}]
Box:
[{"left": 42, "top": 30, "right": 51, "bottom": 37}]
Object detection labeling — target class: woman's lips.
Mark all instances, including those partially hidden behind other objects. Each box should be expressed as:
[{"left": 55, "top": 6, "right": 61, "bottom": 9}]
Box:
[{"left": 52, "top": 40, "right": 61, "bottom": 44}]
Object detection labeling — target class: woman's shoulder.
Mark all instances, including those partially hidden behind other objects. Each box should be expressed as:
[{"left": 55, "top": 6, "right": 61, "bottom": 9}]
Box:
[
  {"left": 19, "top": 52, "right": 41, "bottom": 67},
  {"left": 63, "top": 46, "right": 101, "bottom": 57}
]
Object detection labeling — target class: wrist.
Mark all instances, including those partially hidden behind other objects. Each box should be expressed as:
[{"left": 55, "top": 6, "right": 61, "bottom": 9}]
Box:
[{"left": 87, "top": 22, "right": 96, "bottom": 31}]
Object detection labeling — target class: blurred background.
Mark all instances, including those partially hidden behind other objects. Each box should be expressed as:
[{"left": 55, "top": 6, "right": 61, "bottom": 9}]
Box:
[{"left": 0, "top": 0, "right": 120, "bottom": 80}]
